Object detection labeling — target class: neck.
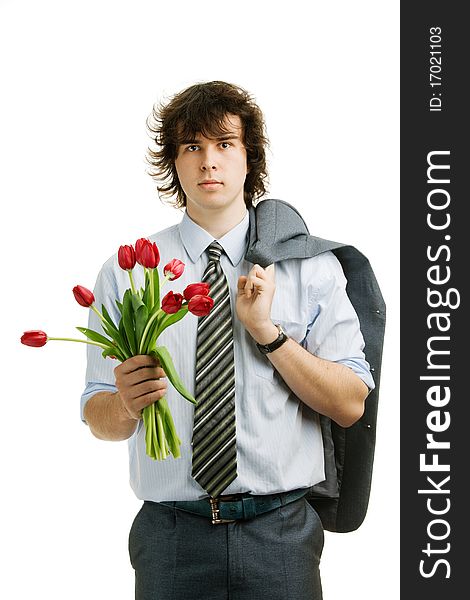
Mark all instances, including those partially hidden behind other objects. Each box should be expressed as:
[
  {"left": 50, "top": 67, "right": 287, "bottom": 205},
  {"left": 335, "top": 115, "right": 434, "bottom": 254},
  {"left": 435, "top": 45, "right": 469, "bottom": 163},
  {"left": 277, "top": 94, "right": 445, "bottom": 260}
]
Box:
[{"left": 186, "top": 202, "right": 247, "bottom": 238}]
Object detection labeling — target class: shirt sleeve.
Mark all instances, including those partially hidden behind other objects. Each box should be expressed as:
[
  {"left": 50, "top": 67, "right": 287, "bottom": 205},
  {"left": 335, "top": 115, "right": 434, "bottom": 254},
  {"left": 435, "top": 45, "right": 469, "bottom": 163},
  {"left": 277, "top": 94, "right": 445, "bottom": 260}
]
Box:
[
  {"left": 80, "top": 256, "right": 122, "bottom": 423},
  {"left": 304, "top": 252, "right": 376, "bottom": 391}
]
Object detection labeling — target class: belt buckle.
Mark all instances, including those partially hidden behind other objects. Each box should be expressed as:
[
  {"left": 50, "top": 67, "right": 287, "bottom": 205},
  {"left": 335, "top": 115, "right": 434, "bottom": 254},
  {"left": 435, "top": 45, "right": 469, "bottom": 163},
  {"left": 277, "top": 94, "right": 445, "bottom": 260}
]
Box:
[{"left": 209, "top": 497, "right": 236, "bottom": 525}]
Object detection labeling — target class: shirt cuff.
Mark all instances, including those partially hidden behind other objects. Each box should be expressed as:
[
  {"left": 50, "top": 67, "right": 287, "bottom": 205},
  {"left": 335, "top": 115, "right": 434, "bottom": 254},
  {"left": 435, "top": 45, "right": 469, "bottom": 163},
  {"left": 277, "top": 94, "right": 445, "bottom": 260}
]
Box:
[
  {"left": 80, "top": 382, "right": 118, "bottom": 423},
  {"left": 336, "top": 358, "right": 376, "bottom": 392}
]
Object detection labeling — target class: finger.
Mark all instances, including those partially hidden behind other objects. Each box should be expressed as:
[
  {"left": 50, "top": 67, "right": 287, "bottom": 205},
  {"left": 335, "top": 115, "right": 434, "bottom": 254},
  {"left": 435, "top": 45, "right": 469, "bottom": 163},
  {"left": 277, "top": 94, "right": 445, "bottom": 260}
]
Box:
[
  {"left": 121, "top": 368, "right": 166, "bottom": 388},
  {"left": 244, "top": 265, "right": 274, "bottom": 297},
  {"left": 250, "top": 263, "right": 270, "bottom": 275},
  {"left": 237, "top": 275, "right": 248, "bottom": 292},
  {"left": 116, "top": 354, "right": 159, "bottom": 376},
  {"left": 131, "top": 365, "right": 167, "bottom": 380},
  {"left": 125, "top": 382, "right": 168, "bottom": 417},
  {"left": 134, "top": 387, "right": 167, "bottom": 413},
  {"left": 132, "top": 379, "right": 168, "bottom": 400},
  {"left": 250, "top": 263, "right": 275, "bottom": 280},
  {"left": 244, "top": 274, "right": 269, "bottom": 297},
  {"left": 244, "top": 277, "right": 254, "bottom": 297},
  {"left": 249, "top": 264, "right": 263, "bottom": 276},
  {"left": 242, "top": 273, "right": 261, "bottom": 297},
  {"left": 155, "top": 367, "right": 166, "bottom": 379}
]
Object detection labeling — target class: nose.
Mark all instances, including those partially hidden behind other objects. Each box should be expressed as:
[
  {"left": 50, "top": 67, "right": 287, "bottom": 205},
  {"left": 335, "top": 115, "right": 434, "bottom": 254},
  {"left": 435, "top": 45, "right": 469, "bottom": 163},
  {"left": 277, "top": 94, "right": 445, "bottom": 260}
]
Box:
[{"left": 200, "top": 148, "right": 217, "bottom": 171}]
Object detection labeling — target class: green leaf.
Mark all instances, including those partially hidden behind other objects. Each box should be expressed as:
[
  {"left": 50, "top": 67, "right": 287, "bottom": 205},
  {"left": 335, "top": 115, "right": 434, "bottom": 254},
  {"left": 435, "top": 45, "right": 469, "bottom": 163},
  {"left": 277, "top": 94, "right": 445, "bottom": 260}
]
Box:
[
  {"left": 101, "top": 346, "right": 125, "bottom": 362},
  {"left": 76, "top": 327, "right": 125, "bottom": 363},
  {"left": 100, "top": 304, "right": 131, "bottom": 359},
  {"left": 122, "top": 289, "right": 137, "bottom": 355},
  {"left": 155, "top": 306, "right": 189, "bottom": 339},
  {"left": 142, "top": 270, "right": 152, "bottom": 310},
  {"left": 131, "top": 292, "right": 146, "bottom": 312},
  {"left": 147, "top": 301, "right": 163, "bottom": 322},
  {"left": 100, "top": 321, "right": 125, "bottom": 356},
  {"left": 76, "top": 326, "right": 113, "bottom": 347},
  {"left": 151, "top": 346, "right": 196, "bottom": 405},
  {"left": 144, "top": 305, "right": 188, "bottom": 354},
  {"left": 131, "top": 291, "right": 148, "bottom": 347},
  {"left": 140, "top": 310, "right": 164, "bottom": 354},
  {"left": 153, "top": 268, "right": 160, "bottom": 308},
  {"left": 115, "top": 299, "right": 124, "bottom": 315},
  {"left": 135, "top": 303, "right": 149, "bottom": 346},
  {"left": 118, "top": 318, "right": 133, "bottom": 358},
  {"left": 101, "top": 304, "right": 119, "bottom": 333},
  {"left": 101, "top": 320, "right": 116, "bottom": 339}
]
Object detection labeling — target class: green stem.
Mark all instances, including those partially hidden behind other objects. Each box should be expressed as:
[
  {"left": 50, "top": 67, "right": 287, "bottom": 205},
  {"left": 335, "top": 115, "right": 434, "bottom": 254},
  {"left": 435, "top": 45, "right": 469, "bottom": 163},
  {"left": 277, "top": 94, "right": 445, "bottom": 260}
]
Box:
[
  {"left": 138, "top": 308, "right": 163, "bottom": 354},
  {"left": 128, "top": 270, "right": 137, "bottom": 295},
  {"left": 156, "top": 409, "right": 166, "bottom": 459},
  {"left": 47, "top": 337, "right": 108, "bottom": 350},
  {"left": 161, "top": 273, "right": 171, "bottom": 287},
  {"left": 159, "top": 397, "right": 181, "bottom": 458},
  {"left": 143, "top": 406, "right": 154, "bottom": 459},
  {"left": 91, "top": 304, "right": 105, "bottom": 322},
  {"left": 149, "top": 268, "right": 155, "bottom": 309}
]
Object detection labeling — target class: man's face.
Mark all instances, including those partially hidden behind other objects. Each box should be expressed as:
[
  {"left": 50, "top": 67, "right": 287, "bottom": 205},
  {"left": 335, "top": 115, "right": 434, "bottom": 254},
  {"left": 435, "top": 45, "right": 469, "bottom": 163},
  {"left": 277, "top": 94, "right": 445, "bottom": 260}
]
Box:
[{"left": 175, "top": 114, "right": 249, "bottom": 215}]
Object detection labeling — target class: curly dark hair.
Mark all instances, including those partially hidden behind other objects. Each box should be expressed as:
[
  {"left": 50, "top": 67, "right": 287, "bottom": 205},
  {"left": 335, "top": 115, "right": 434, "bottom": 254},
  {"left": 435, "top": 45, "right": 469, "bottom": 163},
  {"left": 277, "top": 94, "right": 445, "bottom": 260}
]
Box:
[{"left": 146, "top": 81, "right": 270, "bottom": 209}]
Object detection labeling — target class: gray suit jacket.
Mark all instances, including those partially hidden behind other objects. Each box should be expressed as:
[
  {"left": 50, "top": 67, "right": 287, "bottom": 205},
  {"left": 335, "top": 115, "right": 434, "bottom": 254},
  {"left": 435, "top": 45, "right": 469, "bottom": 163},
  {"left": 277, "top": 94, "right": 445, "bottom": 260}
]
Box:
[{"left": 245, "top": 199, "right": 386, "bottom": 532}]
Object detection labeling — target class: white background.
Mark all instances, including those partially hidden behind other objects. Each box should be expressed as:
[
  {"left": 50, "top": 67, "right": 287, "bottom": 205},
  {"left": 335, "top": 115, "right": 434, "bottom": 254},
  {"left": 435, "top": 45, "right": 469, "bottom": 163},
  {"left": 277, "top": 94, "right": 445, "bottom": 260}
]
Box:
[{"left": 0, "top": 1, "right": 399, "bottom": 598}]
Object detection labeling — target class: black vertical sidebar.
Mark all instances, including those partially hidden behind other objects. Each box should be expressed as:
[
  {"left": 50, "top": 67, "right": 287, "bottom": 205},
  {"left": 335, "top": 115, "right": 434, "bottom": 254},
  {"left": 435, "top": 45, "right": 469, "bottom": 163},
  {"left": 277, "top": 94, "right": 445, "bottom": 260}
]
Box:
[{"left": 401, "top": 3, "right": 467, "bottom": 597}]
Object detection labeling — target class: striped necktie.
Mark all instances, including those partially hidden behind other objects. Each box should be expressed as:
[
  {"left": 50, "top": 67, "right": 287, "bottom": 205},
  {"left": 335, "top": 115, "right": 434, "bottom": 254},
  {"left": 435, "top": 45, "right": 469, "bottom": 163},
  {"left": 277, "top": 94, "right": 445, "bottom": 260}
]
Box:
[{"left": 191, "top": 240, "right": 238, "bottom": 497}]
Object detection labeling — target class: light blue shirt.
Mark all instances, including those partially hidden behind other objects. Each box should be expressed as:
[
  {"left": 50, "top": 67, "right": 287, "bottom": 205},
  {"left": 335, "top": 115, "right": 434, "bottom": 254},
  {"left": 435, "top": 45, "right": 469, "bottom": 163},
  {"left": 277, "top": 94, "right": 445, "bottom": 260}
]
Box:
[{"left": 81, "top": 209, "right": 374, "bottom": 501}]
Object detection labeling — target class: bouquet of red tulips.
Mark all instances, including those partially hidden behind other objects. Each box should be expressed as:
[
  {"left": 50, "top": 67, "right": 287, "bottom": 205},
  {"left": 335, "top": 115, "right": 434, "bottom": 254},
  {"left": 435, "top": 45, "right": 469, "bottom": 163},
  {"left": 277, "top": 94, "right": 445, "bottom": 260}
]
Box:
[{"left": 21, "top": 238, "right": 214, "bottom": 460}]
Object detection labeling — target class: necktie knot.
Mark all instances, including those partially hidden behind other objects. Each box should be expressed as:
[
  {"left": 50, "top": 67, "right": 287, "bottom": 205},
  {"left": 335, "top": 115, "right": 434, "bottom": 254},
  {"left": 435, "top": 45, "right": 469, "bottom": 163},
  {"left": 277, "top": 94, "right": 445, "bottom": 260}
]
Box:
[{"left": 207, "top": 241, "right": 223, "bottom": 263}]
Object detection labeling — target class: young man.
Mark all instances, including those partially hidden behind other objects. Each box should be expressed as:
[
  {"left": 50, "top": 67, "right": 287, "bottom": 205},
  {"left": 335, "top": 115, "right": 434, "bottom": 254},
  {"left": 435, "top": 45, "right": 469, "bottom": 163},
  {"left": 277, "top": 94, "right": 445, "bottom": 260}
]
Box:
[{"left": 81, "top": 81, "right": 374, "bottom": 599}]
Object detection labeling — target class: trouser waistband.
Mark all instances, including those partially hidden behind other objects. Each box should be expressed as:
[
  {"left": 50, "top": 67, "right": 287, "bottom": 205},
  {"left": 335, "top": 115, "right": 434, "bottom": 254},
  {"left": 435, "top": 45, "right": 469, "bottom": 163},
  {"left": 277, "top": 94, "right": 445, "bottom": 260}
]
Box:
[{"left": 157, "top": 487, "right": 310, "bottom": 524}]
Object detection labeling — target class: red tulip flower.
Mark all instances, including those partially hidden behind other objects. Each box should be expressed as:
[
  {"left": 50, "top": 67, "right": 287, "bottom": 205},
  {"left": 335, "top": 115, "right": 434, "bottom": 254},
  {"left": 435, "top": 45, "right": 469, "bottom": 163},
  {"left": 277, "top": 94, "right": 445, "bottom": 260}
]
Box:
[
  {"left": 141, "top": 244, "right": 159, "bottom": 268},
  {"left": 161, "top": 291, "right": 184, "bottom": 314},
  {"left": 135, "top": 238, "right": 160, "bottom": 268},
  {"left": 150, "top": 242, "right": 160, "bottom": 267},
  {"left": 164, "top": 259, "right": 185, "bottom": 280},
  {"left": 188, "top": 294, "right": 214, "bottom": 317},
  {"left": 183, "top": 282, "right": 210, "bottom": 301},
  {"left": 21, "top": 330, "right": 48, "bottom": 347},
  {"left": 135, "top": 238, "right": 147, "bottom": 262},
  {"left": 73, "top": 285, "right": 95, "bottom": 307},
  {"left": 22, "top": 234, "right": 205, "bottom": 463},
  {"left": 118, "top": 244, "right": 136, "bottom": 270}
]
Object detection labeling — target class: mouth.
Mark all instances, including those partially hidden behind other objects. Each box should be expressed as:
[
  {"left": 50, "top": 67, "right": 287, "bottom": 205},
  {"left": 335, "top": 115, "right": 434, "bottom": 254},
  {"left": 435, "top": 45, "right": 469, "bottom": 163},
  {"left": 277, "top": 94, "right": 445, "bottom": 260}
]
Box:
[{"left": 198, "top": 180, "right": 223, "bottom": 190}]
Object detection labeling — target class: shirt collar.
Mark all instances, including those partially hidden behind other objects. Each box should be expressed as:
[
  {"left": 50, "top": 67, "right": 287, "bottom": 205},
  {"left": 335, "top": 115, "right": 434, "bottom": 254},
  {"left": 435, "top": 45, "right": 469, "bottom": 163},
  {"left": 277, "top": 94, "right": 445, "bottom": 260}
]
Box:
[{"left": 178, "top": 209, "right": 249, "bottom": 267}]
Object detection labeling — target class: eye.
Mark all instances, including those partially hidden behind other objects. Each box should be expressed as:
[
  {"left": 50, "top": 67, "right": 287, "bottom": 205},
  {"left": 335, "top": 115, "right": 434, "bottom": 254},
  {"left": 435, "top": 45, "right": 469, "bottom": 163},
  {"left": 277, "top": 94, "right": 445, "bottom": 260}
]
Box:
[
  {"left": 220, "top": 142, "right": 232, "bottom": 149},
  {"left": 186, "top": 144, "right": 199, "bottom": 152}
]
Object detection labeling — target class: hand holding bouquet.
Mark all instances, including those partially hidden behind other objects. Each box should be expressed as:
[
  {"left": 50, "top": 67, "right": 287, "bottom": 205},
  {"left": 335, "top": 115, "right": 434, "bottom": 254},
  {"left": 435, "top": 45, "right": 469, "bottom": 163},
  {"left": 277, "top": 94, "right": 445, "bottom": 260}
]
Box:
[{"left": 21, "top": 238, "right": 214, "bottom": 460}]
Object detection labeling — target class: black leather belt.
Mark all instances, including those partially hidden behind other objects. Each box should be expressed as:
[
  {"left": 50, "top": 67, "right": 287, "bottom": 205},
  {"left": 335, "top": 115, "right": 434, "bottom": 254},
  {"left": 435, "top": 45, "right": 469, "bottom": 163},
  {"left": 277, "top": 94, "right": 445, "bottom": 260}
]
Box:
[{"left": 158, "top": 488, "right": 310, "bottom": 525}]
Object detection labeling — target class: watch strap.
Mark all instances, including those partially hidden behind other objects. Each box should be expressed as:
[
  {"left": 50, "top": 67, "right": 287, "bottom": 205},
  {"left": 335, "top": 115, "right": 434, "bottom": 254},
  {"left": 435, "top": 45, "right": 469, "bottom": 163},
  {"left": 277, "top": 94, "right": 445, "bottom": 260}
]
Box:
[{"left": 256, "top": 324, "right": 289, "bottom": 355}]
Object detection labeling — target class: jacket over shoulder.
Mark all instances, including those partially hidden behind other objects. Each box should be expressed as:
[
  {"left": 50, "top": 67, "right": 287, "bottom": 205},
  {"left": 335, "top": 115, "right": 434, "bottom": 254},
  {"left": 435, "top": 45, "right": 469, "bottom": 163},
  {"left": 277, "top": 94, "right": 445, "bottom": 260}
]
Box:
[{"left": 245, "top": 198, "right": 386, "bottom": 533}]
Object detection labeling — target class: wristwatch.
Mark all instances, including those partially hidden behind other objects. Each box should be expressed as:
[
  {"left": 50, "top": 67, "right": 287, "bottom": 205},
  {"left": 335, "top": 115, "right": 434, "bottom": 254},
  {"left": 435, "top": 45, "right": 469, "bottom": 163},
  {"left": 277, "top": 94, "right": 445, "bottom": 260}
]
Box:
[{"left": 256, "top": 324, "right": 289, "bottom": 355}]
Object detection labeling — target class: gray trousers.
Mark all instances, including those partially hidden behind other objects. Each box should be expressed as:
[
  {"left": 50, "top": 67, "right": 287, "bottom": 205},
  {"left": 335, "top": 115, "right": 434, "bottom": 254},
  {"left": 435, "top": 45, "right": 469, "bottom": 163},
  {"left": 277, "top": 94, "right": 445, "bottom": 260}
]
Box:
[{"left": 128, "top": 496, "right": 324, "bottom": 599}]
